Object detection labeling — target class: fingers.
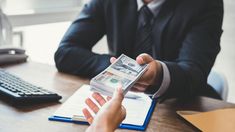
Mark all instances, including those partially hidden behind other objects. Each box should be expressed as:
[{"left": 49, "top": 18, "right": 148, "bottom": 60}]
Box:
[
  {"left": 85, "top": 86, "right": 123, "bottom": 116},
  {"left": 134, "top": 83, "right": 148, "bottom": 89},
  {"left": 136, "top": 53, "right": 154, "bottom": 65},
  {"left": 111, "top": 54, "right": 153, "bottom": 65},
  {"left": 112, "top": 87, "right": 126, "bottom": 121},
  {"left": 130, "top": 82, "right": 148, "bottom": 91},
  {"left": 92, "top": 92, "right": 106, "bottom": 106},
  {"left": 110, "top": 57, "right": 117, "bottom": 63},
  {"left": 106, "top": 96, "right": 112, "bottom": 101},
  {"left": 137, "top": 74, "right": 152, "bottom": 85},
  {"left": 130, "top": 87, "right": 143, "bottom": 92},
  {"left": 121, "top": 105, "right": 127, "bottom": 120},
  {"left": 82, "top": 108, "right": 93, "bottom": 124},
  {"left": 131, "top": 87, "right": 146, "bottom": 92},
  {"left": 85, "top": 98, "right": 99, "bottom": 114},
  {"left": 112, "top": 86, "right": 124, "bottom": 102}
]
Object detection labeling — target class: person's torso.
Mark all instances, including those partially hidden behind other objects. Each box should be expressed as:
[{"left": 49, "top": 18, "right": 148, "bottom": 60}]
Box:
[{"left": 103, "top": 0, "right": 210, "bottom": 60}]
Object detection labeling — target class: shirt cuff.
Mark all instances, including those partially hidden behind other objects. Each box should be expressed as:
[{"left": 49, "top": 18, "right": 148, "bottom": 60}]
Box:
[{"left": 152, "top": 61, "right": 171, "bottom": 99}]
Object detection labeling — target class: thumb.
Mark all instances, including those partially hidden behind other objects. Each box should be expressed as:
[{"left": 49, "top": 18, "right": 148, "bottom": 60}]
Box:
[
  {"left": 136, "top": 53, "right": 154, "bottom": 65},
  {"left": 110, "top": 57, "right": 117, "bottom": 64},
  {"left": 112, "top": 86, "right": 124, "bottom": 102}
]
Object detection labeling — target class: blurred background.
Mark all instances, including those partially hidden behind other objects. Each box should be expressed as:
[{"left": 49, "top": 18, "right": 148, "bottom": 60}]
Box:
[{"left": 0, "top": 0, "right": 234, "bottom": 103}]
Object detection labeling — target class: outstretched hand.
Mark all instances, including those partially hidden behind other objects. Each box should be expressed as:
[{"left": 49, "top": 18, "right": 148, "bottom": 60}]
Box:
[
  {"left": 110, "top": 53, "right": 162, "bottom": 92},
  {"left": 83, "top": 87, "right": 126, "bottom": 132}
]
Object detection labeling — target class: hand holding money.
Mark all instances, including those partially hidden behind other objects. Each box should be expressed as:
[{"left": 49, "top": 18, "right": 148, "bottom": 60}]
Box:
[
  {"left": 110, "top": 53, "right": 163, "bottom": 92},
  {"left": 90, "top": 54, "right": 148, "bottom": 97}
]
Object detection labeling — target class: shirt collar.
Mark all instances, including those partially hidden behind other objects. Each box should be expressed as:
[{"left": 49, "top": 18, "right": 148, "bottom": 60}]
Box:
[{"left": 137, "top": 0, "right": 166, "bottom": 17}]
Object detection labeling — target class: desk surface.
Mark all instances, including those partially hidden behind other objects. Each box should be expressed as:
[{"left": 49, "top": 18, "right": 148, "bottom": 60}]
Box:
[{"left": 1, "top": 62, "right": 235, "bottom": 132}]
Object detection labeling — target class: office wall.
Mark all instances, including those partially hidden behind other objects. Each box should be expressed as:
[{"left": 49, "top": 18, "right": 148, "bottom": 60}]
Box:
[
  {"left": 213, "top": 0, "right": 235, "bottom": 103},
  {"left": 2, "top": 0, "right": 81, "bottom": 11}
]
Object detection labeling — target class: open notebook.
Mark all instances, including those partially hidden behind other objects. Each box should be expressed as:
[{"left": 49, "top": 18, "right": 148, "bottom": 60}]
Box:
[{"left": 49, "top": 85, "right": 157, "bottom": 131}]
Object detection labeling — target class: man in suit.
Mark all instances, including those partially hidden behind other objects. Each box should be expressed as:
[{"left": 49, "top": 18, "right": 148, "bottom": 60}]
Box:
[{"left": 54, "top": 0, "right": 224, "bottom": 99}]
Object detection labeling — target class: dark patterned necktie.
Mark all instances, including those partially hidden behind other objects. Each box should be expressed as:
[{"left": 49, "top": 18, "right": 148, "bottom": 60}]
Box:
[{"left": 133, "top": 5, "right": 154, "bottom": 58}]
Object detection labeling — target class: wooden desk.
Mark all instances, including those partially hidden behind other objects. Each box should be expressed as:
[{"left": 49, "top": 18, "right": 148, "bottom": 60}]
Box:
[{"left": 1, "top": 62, "right": 235, "bottom": 132}]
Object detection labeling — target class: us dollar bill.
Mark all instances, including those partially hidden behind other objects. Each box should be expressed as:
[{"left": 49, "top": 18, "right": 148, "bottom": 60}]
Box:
[{"left": 90, "top": 54, "right": 148, "bottom": 97}]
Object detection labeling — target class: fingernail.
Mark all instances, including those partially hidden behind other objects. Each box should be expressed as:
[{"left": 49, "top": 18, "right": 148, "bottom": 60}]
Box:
[
  {"left": 118, "top": 87, "right": 122, "bottom": 93},
  {"left": 111, "top": 57, "right": 116, "bottom": 62},
  {"left": 137, "top": 56, "right": 144, "bottom": 64}
]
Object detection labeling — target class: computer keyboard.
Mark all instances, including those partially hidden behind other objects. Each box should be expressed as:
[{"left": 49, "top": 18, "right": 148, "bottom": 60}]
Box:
[{"left": 0, "top": 69, "right": 62, "bottom": 104}]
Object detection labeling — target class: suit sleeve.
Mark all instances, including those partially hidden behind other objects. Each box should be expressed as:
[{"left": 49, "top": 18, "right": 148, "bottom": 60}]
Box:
[
  {"left": 54, "top": 0, "right": 111, "bottom": 78},
  {"left": 163, "top": 0, "right": 223, "bottom": 98}
]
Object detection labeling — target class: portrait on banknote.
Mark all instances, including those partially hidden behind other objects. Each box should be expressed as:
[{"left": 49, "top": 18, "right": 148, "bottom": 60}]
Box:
[
  {"left": 94, "top": 71, "right": 131, "bottom": 88},
  {"left": 111, "top": 55, "right": 144, "bottom": 76}
]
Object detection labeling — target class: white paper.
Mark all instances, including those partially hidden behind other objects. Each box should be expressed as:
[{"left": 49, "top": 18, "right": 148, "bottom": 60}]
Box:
[{"left": 53, "top": 85, "right": 152, "bottom": 126}]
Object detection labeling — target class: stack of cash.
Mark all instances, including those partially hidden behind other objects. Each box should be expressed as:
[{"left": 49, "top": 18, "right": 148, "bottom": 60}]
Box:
[{"left": 90, "top": 54, "right": 148, "bottom": 97}]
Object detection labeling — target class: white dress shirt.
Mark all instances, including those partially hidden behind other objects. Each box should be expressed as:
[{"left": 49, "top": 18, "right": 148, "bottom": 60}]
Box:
[{"left": 137, "top": 0, "right": 171, "bottom": 98}]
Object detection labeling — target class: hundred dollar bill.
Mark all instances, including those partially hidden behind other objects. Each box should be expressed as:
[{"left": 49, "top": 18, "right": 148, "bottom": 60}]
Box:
[{"left": 90, "top": 54, "right": 148, "bottom": 97}]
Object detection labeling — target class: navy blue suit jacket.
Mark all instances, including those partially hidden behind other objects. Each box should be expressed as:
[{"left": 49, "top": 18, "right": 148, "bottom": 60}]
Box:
[{"left": 54, "top": 0, "right": 223, "bottom": 99}]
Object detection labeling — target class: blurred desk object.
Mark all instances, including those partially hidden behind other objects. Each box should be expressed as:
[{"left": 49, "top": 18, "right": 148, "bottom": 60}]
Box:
[
  {"left": 1, "top": 0, "right": 82, "bottom": 47},
  {"left": 0, "top": 62, "right": 235, "bottom": 132}
]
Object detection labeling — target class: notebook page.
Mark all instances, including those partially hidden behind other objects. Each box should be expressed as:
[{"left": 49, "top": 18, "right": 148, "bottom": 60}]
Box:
[{"left": 53, "top": 84, "right": 152, "bottom": 126}]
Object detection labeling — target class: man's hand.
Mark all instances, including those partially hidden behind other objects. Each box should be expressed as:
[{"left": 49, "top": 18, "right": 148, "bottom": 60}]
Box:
[
  {"left": 83, "top": 87, "right": 126, "bottom": 132},
  {"left": 110, "top": 53, "right": 162, "bottom": 92}
]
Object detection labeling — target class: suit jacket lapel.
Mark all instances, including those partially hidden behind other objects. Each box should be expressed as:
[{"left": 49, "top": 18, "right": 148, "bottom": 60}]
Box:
[
  {"left": 116, "top": 0, "right": 138, "bottom": 57},
  {"left": 152, "top": 0, "right": 177, "bottom": 59}
]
